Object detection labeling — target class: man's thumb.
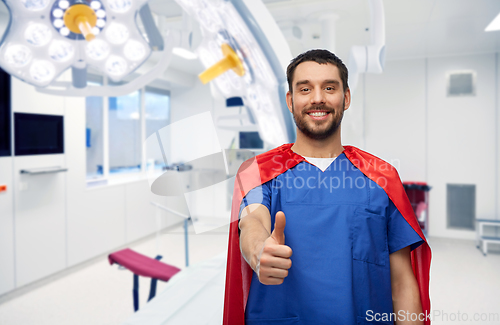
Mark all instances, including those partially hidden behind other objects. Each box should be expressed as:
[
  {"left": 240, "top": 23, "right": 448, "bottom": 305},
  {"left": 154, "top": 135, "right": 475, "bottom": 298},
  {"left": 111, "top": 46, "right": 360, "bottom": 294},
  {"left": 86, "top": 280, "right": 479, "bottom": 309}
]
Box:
[{"left": 271, "top": 211, "right": 286, "bottom": 245}]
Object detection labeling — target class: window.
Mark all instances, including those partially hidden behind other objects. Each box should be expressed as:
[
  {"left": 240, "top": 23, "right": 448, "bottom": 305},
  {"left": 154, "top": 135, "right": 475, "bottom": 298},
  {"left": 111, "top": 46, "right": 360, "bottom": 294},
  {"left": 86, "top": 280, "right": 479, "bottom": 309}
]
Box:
[
  {"left": 109, "top": 90, "right": 141, "bottom": 174},
  {"left": 86, "top": 79, "right": 104, "bottom": 179},
  {"left": 85, "top": 77, "right": 170, "bottom": 184},
  {"left": 145, "top": 86, "right": 170, "bottom": 171}
]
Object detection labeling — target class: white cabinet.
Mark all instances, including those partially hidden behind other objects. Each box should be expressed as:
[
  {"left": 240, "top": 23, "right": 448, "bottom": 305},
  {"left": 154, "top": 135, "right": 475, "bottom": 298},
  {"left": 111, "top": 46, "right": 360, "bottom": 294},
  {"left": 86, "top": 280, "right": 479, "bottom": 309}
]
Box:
[
  {"left": 0, "top": 157, "right": 15, "bottom": 295},
  {"left": 14, "top": 155, "right": 67, "bottom": 287}
]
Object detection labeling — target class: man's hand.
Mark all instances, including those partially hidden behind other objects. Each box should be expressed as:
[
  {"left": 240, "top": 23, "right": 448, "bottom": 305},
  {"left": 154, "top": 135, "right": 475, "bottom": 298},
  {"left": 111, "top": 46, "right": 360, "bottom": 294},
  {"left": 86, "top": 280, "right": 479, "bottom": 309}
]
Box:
[{"left": 256, "top": 211, "right": 293, "bottom": 285}]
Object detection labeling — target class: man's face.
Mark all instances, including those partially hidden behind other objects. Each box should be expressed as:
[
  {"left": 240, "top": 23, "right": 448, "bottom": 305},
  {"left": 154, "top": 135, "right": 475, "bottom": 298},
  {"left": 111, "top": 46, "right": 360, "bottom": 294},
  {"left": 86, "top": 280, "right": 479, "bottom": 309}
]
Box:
[{"left": 286, "top": 61, "right": 350, "bottom": 140}]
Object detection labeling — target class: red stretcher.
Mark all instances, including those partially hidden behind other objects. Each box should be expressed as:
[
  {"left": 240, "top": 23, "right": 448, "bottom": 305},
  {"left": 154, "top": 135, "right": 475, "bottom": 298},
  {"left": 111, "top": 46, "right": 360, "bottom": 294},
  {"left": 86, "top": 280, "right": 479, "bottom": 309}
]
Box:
[{"left": 109, "top": 248, "right": 181, "bottom": 311}]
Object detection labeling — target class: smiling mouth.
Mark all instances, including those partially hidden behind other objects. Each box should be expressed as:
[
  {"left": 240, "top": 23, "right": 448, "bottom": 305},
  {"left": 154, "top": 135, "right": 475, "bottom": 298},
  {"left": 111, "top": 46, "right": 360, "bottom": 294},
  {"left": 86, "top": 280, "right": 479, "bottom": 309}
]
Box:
[{"left": 306, "top": 111, "right": 331, "bottom": 119}]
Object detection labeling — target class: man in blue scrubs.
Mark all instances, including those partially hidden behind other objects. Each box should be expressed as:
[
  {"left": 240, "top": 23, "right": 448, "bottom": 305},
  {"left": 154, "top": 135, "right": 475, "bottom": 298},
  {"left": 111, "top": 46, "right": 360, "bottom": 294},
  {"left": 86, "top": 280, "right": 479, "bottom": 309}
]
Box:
[{"left": 237, "top": 50, "right": 426, "bottom": 324}]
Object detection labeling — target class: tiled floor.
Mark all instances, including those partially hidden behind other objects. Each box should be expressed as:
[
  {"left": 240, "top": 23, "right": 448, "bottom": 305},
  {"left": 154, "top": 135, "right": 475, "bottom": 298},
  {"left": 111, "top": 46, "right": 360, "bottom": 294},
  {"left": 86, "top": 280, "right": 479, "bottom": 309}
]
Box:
[
  {"left": 0, "top": 229, "right": 499, "bottom": 325},
  {"left": 0, "top": 224, "right": 230, "bottom": 325}
]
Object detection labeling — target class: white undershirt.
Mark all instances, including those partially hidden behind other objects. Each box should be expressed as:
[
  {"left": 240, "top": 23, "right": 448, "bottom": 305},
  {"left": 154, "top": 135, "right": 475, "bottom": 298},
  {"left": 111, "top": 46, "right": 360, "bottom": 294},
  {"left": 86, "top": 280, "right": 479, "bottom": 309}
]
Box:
[{"left": 302, "top": 156, "right": 338, "bottom": 172}]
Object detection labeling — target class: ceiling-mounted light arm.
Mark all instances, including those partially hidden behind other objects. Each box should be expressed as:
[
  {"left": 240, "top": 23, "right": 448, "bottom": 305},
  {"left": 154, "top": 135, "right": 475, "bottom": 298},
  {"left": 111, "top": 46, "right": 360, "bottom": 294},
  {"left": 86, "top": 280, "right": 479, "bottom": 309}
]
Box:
[
  {"left": 139, "top": 4, "right": 164, "bottom": 51},
  {"left": 347, "top": 0, "right": 386, "bottom": 90},
  {"left": 72, "top": 66, "right": 87, "bottom": 88},
  {"left": 36, "top": 32, "right": 176, "bottom": 97},
  {"left": 369, "top": 0, "right": 385, "bottom": 46}
]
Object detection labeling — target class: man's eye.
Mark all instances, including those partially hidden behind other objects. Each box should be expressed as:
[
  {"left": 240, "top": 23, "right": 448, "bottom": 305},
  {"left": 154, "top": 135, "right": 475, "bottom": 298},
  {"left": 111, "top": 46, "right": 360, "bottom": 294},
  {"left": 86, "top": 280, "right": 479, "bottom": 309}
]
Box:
[
  {"left": 301, "top": 88, "right": 310, "bottom": 92},
  {"left": 325, "top": 87, "right": 334, "bottom": 91}
]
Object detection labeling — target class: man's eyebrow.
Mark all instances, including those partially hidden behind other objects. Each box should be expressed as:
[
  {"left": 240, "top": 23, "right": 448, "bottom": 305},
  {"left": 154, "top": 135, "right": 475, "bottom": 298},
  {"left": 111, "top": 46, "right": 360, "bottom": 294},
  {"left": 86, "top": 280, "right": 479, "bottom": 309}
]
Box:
[
  {"left": 294, "top": 80, "right": 310, "bottom": 87},
  {"left": 324, "top": 80, "right": 340, "bottom": 86}
]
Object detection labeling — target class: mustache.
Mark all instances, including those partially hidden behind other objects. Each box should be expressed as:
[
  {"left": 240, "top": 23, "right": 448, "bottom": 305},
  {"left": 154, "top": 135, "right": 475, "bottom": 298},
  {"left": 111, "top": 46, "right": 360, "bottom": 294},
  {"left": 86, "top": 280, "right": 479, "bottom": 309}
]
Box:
[{"left": 302, "top": 105, "right": 335, "bottom": 113}]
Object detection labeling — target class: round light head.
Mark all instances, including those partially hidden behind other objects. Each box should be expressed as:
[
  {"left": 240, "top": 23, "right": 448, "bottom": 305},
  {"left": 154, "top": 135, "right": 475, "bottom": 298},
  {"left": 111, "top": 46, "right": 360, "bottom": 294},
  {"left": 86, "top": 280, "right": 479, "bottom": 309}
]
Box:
[
  {"left": 106, "top": 55, "right": 127, "bottom": 76},
  {"left": 49, "top": 40, "right": 75, "bottom": 62},
  {"left": 124, "top": 40, "right": 146, "bottom": 61},
  {"left": 21, "top": 0, "right": 50, "bottom": 11},
  {"left": 30, "top": 60, "right": 56, "bottom": 83},
  {"left": 105, "top": 23, "right": 129, "bottom": 45},
  {"left": 108, "top": 0, "right": 132, "bottom": 13},
  {"left": 86, "top": 39, "right": 110, "bottom": 60},
  {"left": 4, "top": 44, "right": 32, "bottom": 68},
  {"left": 25, "top": 24, "right": 52, "bottom": 47}
]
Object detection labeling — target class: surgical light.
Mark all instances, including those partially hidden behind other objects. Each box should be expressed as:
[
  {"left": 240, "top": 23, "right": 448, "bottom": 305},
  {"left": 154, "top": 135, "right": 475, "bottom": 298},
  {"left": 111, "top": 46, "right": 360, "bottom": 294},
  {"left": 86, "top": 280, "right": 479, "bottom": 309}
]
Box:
[
  {"left": 485, "top": 12, "right": 500, "bottom": 32},
  {"left": 0, "top": 0, "right": 170, "bottom": 94},
  {"left": 175, "top": 0, "right": 295, "bottom": 147}
]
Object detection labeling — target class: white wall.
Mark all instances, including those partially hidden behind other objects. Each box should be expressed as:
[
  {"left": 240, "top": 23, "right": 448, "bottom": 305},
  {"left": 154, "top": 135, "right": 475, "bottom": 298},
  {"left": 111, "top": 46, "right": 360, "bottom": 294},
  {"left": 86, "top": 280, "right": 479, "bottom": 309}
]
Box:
[
  {"left": 343, "top": 72, "right": 366, "bottom": 149},
  {"left": 427, "top": 54, "right": 497, "bottom": 239},
  {"left": 365, "top": 59, "right": 427, "bottom": 182},
  {"left": 361, "top": 53, "right": 499, "bottom": 239}
]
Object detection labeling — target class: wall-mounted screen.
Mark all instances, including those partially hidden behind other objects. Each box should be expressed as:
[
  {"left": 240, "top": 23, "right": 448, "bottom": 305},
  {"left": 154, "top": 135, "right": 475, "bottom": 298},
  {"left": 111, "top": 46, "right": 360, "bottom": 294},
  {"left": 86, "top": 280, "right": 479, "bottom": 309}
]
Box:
[
  {"left": 15, "top": 113, "right": 64, "bottom": 156},
  {"left": 0, "top": 68, "right": 11, "bottom": 157},
  {"left": 239, "top": 131, "right": 264, "bottom": 150}
]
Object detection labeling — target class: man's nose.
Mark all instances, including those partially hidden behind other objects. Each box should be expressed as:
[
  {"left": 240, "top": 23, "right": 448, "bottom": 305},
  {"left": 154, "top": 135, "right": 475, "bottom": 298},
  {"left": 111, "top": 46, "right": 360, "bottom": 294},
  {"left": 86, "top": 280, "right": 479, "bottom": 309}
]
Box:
[{"left": 310, "top": 88, "right": 326, "bottom": 105}]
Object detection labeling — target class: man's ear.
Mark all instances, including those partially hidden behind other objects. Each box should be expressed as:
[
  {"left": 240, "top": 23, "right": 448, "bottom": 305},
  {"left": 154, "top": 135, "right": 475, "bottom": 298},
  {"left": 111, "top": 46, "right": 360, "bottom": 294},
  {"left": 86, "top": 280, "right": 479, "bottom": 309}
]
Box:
[
  {"left": 286, "top": 91, "right": 293, "bottom": 113},
  {"left": 343, "top": 88, "right": 351, "bottom": 111}
]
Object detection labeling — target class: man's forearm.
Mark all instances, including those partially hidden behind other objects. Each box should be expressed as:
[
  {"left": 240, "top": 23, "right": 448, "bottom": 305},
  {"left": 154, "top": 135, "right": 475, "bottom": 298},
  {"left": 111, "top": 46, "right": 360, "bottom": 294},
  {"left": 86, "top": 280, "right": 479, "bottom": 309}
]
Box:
[
  {"left": 239, "top": 204, "right": 271, "bottom": 271},
  {"left": 392, "top": 279, "right": 424, "bottom": 325},
  {"left": 390, "top": 246, "right": 424, "bottom": 325}
]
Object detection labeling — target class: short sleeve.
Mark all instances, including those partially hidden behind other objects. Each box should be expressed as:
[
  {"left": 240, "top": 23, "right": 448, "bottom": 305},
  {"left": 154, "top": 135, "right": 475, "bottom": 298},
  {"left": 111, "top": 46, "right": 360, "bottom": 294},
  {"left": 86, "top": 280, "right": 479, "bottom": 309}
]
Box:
[
  {"left": 387, "top": 199, "right": 424, "bottom": 254},
  {"left": 238, "top": 180, "right": 272, "bottom": 218}
]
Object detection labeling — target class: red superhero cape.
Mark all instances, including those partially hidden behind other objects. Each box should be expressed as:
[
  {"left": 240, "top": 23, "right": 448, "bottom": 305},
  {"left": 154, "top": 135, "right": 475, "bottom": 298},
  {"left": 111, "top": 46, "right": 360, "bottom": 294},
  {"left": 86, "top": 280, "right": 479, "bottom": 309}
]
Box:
[{"left": 223, "top": 143, "right": 432, "bottom": 325}]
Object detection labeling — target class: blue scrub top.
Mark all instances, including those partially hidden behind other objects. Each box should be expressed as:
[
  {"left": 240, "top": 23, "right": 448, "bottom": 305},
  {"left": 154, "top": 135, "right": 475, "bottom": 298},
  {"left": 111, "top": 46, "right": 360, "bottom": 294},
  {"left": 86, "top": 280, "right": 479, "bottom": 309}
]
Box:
[{"left": 239, "top": 154, "right": 423, "bottom": 325}]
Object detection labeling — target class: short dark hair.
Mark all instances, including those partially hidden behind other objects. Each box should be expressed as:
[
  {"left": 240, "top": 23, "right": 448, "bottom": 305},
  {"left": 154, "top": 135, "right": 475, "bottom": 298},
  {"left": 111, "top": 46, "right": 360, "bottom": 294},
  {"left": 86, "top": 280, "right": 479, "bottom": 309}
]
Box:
[{"left": 286, "top": 49, "right": 349, "bottom": 93}]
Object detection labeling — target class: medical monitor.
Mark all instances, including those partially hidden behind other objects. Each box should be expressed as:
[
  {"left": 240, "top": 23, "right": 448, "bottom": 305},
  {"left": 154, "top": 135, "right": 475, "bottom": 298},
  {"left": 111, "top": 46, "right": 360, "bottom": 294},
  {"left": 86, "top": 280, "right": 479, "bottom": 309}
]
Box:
[
  {"left": 15, "top": 113, "right": 64, "bottom": 156},
  {"left": 239, "top": 131, "right": 264, "bottom": 150},
  {"left": 0, "top": 68, "right": 10, "bottom": 157}
]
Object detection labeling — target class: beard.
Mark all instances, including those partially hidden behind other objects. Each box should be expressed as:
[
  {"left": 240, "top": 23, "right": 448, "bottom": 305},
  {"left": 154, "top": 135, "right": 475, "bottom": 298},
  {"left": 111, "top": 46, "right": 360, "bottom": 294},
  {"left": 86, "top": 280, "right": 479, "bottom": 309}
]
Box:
[{"left": 292, "top": 100, "right": 345, "bottom": 140}]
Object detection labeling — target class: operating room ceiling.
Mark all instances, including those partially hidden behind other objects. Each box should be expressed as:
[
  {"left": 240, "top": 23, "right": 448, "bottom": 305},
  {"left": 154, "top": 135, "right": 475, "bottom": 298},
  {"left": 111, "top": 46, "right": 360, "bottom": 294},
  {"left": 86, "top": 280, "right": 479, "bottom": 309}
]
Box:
[
  {"left": 145, "top": 0, "right": 500, "bottom": 78},
  {"left": 2, "top": 0, "right": 500, "bottom": 80}
]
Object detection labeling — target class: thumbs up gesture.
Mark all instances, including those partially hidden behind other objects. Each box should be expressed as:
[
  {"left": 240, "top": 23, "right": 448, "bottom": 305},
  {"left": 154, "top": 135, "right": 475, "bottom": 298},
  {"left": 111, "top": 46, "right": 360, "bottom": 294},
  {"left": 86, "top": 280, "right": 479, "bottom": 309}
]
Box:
[{"left": 256, "top": 211, "right": 293, "bottom": 285}]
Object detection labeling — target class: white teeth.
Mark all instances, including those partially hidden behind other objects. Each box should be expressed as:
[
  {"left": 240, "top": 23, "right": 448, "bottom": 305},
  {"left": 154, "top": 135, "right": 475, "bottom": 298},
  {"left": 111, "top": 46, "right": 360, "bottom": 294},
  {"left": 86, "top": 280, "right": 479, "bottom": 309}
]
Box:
[{"left": 309, "top": 112, "right": 327, "bottom": 117}]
